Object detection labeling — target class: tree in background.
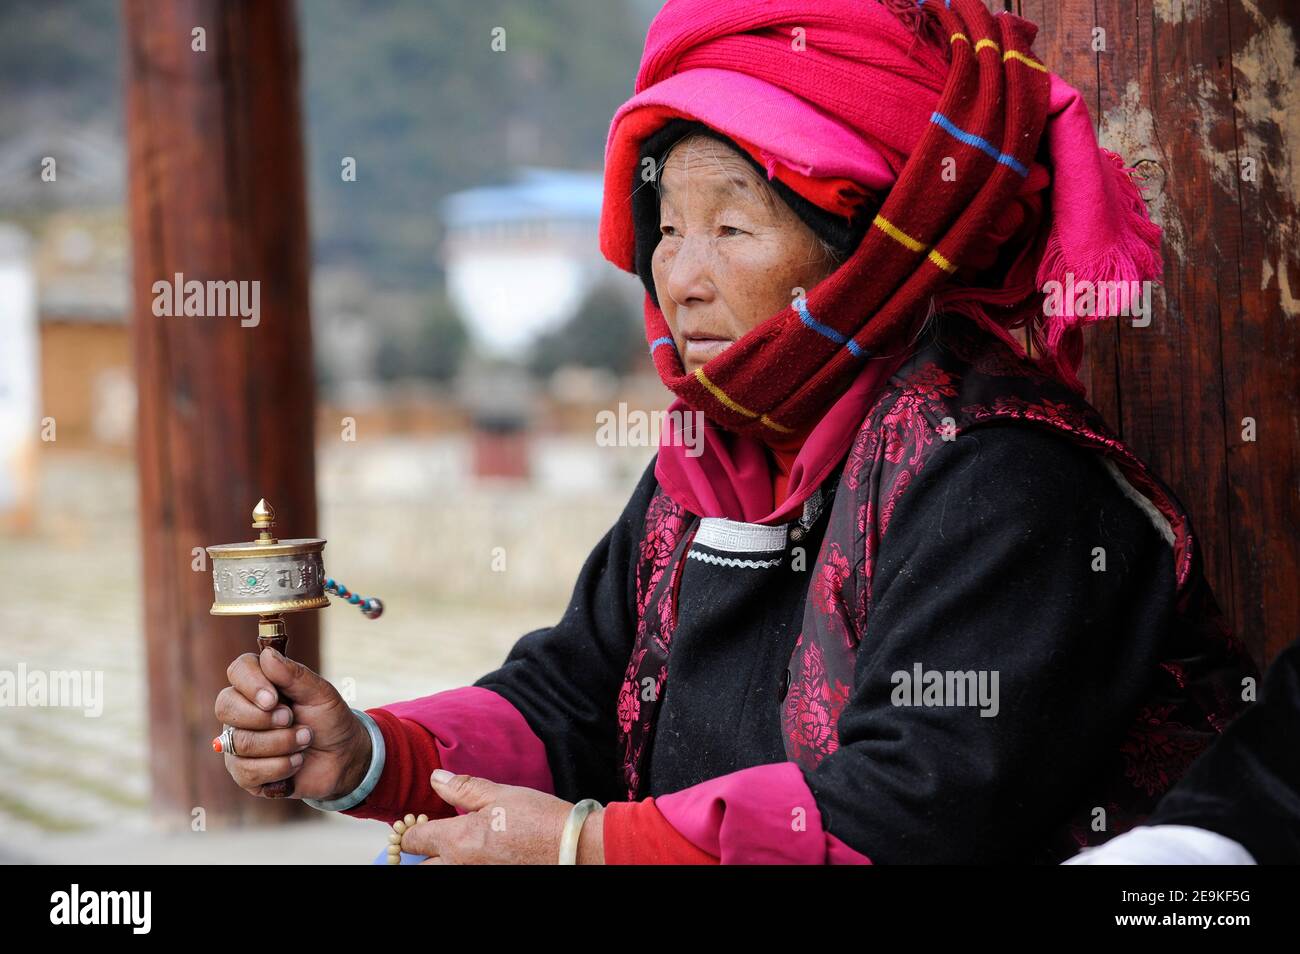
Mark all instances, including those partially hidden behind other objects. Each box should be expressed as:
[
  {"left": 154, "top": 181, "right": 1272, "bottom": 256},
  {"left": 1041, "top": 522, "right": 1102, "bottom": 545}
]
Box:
[
  {"left": 374, "top": 287, "right": 470, "bottom": 383},
  {"left": 527, "top": 281, "right": 644, "bottom": 380}
]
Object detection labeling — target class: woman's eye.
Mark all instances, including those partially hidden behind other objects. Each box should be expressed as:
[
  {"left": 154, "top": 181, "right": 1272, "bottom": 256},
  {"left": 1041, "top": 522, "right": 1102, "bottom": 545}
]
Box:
[{"left": 719, "top": 225, "right": 746, "bottom": 236}]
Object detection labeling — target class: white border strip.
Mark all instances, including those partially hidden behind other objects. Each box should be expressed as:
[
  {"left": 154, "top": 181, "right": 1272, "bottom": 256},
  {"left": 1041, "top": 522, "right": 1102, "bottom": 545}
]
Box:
[{"left": 693, "top": 517, "right": 788, "bottom": 553}]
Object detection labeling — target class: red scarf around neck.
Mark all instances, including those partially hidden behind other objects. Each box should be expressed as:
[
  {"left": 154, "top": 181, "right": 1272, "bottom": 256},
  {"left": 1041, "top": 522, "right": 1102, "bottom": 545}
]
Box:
[{"left": 654, "top": 347, "right": 910, "bottom": 525}]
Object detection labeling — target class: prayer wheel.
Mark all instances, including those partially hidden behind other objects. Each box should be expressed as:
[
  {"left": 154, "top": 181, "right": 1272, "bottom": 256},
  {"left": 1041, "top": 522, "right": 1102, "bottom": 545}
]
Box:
[{"left": 207, "top": 499, "right": 382, "bottom": 796}]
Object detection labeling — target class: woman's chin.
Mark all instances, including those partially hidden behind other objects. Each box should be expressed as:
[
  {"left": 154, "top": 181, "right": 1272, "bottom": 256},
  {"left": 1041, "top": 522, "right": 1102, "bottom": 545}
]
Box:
[{"left": 683, "top": 340, "right": 733, "bottom": 372}]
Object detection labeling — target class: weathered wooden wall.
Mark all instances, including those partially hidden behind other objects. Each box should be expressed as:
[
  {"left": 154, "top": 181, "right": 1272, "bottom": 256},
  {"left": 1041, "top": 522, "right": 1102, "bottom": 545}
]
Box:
[
  {"left": 1017, "top": 0, "right": 1299, "bottom": 668},
  {"left": 124, "top": 0, "right": 320, "bottom": 824}
]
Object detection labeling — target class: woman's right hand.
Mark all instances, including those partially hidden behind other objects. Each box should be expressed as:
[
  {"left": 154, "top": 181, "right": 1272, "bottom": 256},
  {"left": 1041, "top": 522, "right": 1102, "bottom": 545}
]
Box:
[{"left": 214, "top": 647, "right": 372, "bottom": 801}]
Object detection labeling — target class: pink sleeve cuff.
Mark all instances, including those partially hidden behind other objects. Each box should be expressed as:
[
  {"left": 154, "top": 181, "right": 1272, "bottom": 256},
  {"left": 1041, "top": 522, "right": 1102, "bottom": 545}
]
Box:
[
  {"left": 379, "top": 686, "right": 554, "bottom": 803},
  {"left": 342, "top": 686, "right": 553, "bottom": 822},
  {"left": 654, "top": 762, "right": 873, "bottom": 864}
]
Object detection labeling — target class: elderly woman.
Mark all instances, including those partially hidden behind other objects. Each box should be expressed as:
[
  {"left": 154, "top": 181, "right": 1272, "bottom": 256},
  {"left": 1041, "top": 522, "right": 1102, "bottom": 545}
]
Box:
[{"left": 215, "top": 0, "right": 1256, "bottom": 864}]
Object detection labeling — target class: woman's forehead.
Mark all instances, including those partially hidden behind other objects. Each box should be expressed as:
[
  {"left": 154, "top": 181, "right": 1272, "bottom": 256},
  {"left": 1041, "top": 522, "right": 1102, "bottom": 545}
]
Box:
[{"left": 659, "top": 140, "right": 772, "bottom": 206}]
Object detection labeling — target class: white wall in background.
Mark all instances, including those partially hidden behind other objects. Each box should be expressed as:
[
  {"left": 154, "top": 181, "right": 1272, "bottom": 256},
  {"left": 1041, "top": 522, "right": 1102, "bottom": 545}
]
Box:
[
  {"left": 445, "top": 245, "right": 591, "bottom": 355},
  {"left": 0, "top": 224, "right": 38, "bottom": 514}
]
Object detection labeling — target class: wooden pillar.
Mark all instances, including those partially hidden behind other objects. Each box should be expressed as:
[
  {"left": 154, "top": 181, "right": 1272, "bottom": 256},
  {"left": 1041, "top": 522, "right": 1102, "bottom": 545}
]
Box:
[
  {"left": 1019, "top": 0, "right": 1300, "bottom": 668},
  {"left": 124, "top": 0, "right": 320, "bottom": 824}
]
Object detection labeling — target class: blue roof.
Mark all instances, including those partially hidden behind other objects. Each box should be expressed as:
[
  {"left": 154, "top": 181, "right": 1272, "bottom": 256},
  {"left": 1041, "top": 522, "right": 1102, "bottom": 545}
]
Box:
[{"left": 440, "top": 166, "right": 604, "bottom": 229}]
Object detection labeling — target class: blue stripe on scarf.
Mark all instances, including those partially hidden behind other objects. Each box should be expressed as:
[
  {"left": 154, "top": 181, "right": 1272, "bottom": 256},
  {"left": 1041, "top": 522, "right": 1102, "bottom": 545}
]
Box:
[
  {"left": 649, "top": 335, "right": 677, "bottom": 355},
  {"left": 795, "top": 297, "right": 866, "bottom": 358},
  {"left": 930, "top": 111, "right": 1030, "bottom": 177}
]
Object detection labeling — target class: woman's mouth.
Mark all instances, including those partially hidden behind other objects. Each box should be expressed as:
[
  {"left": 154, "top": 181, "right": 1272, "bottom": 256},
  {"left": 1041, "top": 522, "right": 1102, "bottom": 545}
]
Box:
[{"left": 683, "top": 335, "right": 733, "bottom": 366}]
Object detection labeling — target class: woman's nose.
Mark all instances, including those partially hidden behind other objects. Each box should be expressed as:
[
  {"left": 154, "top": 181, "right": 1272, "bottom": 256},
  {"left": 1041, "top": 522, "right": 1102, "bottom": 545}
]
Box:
[{"left": 663, "top": 236, "right": 716, "bottom": 306}]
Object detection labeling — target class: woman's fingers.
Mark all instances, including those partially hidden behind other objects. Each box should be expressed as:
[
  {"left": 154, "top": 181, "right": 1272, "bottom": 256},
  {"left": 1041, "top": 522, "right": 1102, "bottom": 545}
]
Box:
[
  {"left": 226, "top": 652, "right": 281, "bottom": 711},
  {"left": 257, "top": 648, "right": 341, "bottom": 708},
  {"left": 223, "top": 725, "right": 312, "bottom": 759},
  {"left": 224, "top": 751, "right": 304, "bottom": 791},
  {"left": 394, "top": 787, "right": 575, "bottom": 863},
  {"left": 214, "top": 686, "right": 293, "bottom": 730},
  {"left": 401, "top": 817, "right": 461, "bottom": 858}
]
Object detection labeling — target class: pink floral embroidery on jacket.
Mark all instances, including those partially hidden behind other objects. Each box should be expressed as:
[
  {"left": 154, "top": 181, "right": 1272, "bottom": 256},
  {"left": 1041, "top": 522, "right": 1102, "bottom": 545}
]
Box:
[
  {"left": 1120, "top": 703, "right": 1206, "bottom": 797},
  {"left": 783, "top": 635, "right": 852, "bottom": 761}
]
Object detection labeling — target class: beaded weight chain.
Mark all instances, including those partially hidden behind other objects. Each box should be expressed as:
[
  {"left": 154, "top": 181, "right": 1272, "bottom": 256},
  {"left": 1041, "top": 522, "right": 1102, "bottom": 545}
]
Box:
[
  {"left": 325, "top": 577, "right": 384, "bottom": 619},
  {"left": 385, "top": 814, "right": 429, "bottom": 865}
]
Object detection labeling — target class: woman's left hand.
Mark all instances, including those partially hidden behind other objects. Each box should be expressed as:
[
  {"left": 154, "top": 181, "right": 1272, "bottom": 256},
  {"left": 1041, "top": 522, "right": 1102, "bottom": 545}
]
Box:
[{"left": 401, "top": 769, "right": 604, "bottom": 864}]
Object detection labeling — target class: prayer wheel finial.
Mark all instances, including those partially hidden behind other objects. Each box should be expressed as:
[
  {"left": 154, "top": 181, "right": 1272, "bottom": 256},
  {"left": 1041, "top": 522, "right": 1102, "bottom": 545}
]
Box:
[{"left": 252, "top": 498, "right": 276, "bottom": 543}]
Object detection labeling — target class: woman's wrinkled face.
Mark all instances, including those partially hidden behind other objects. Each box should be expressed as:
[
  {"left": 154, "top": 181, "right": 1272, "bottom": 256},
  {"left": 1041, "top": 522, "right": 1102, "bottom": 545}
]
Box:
[{"left": 652, "top": 135, "right": 839, "bottom": 374}]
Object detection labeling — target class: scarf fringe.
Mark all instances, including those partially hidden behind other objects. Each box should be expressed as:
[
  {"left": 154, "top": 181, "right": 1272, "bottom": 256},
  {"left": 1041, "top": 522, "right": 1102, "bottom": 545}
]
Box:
[{"left": 1034, "top": 149, "right": 1165, "bottom": 372}]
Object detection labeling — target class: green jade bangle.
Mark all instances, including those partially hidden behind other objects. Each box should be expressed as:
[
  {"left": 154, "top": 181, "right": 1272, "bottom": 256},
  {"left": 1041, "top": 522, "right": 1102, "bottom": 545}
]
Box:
[
  {"left": 559, "top": 798, "right": 602, "bottom": 865},
  {"left": 303, "top": 708, "right": 386, "bottom": 812}
]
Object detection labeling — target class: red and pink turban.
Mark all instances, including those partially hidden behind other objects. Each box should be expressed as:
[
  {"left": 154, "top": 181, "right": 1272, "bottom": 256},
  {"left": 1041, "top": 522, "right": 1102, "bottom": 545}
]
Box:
[{"left": 599, "top": 0, "right": 1164, "bottom": 437}]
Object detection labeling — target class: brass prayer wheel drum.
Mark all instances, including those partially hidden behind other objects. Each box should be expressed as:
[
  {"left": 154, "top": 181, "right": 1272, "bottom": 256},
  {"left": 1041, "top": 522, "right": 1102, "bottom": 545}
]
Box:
[{"left": 207, "top": 500, "right": 330, "bottom": 616}]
